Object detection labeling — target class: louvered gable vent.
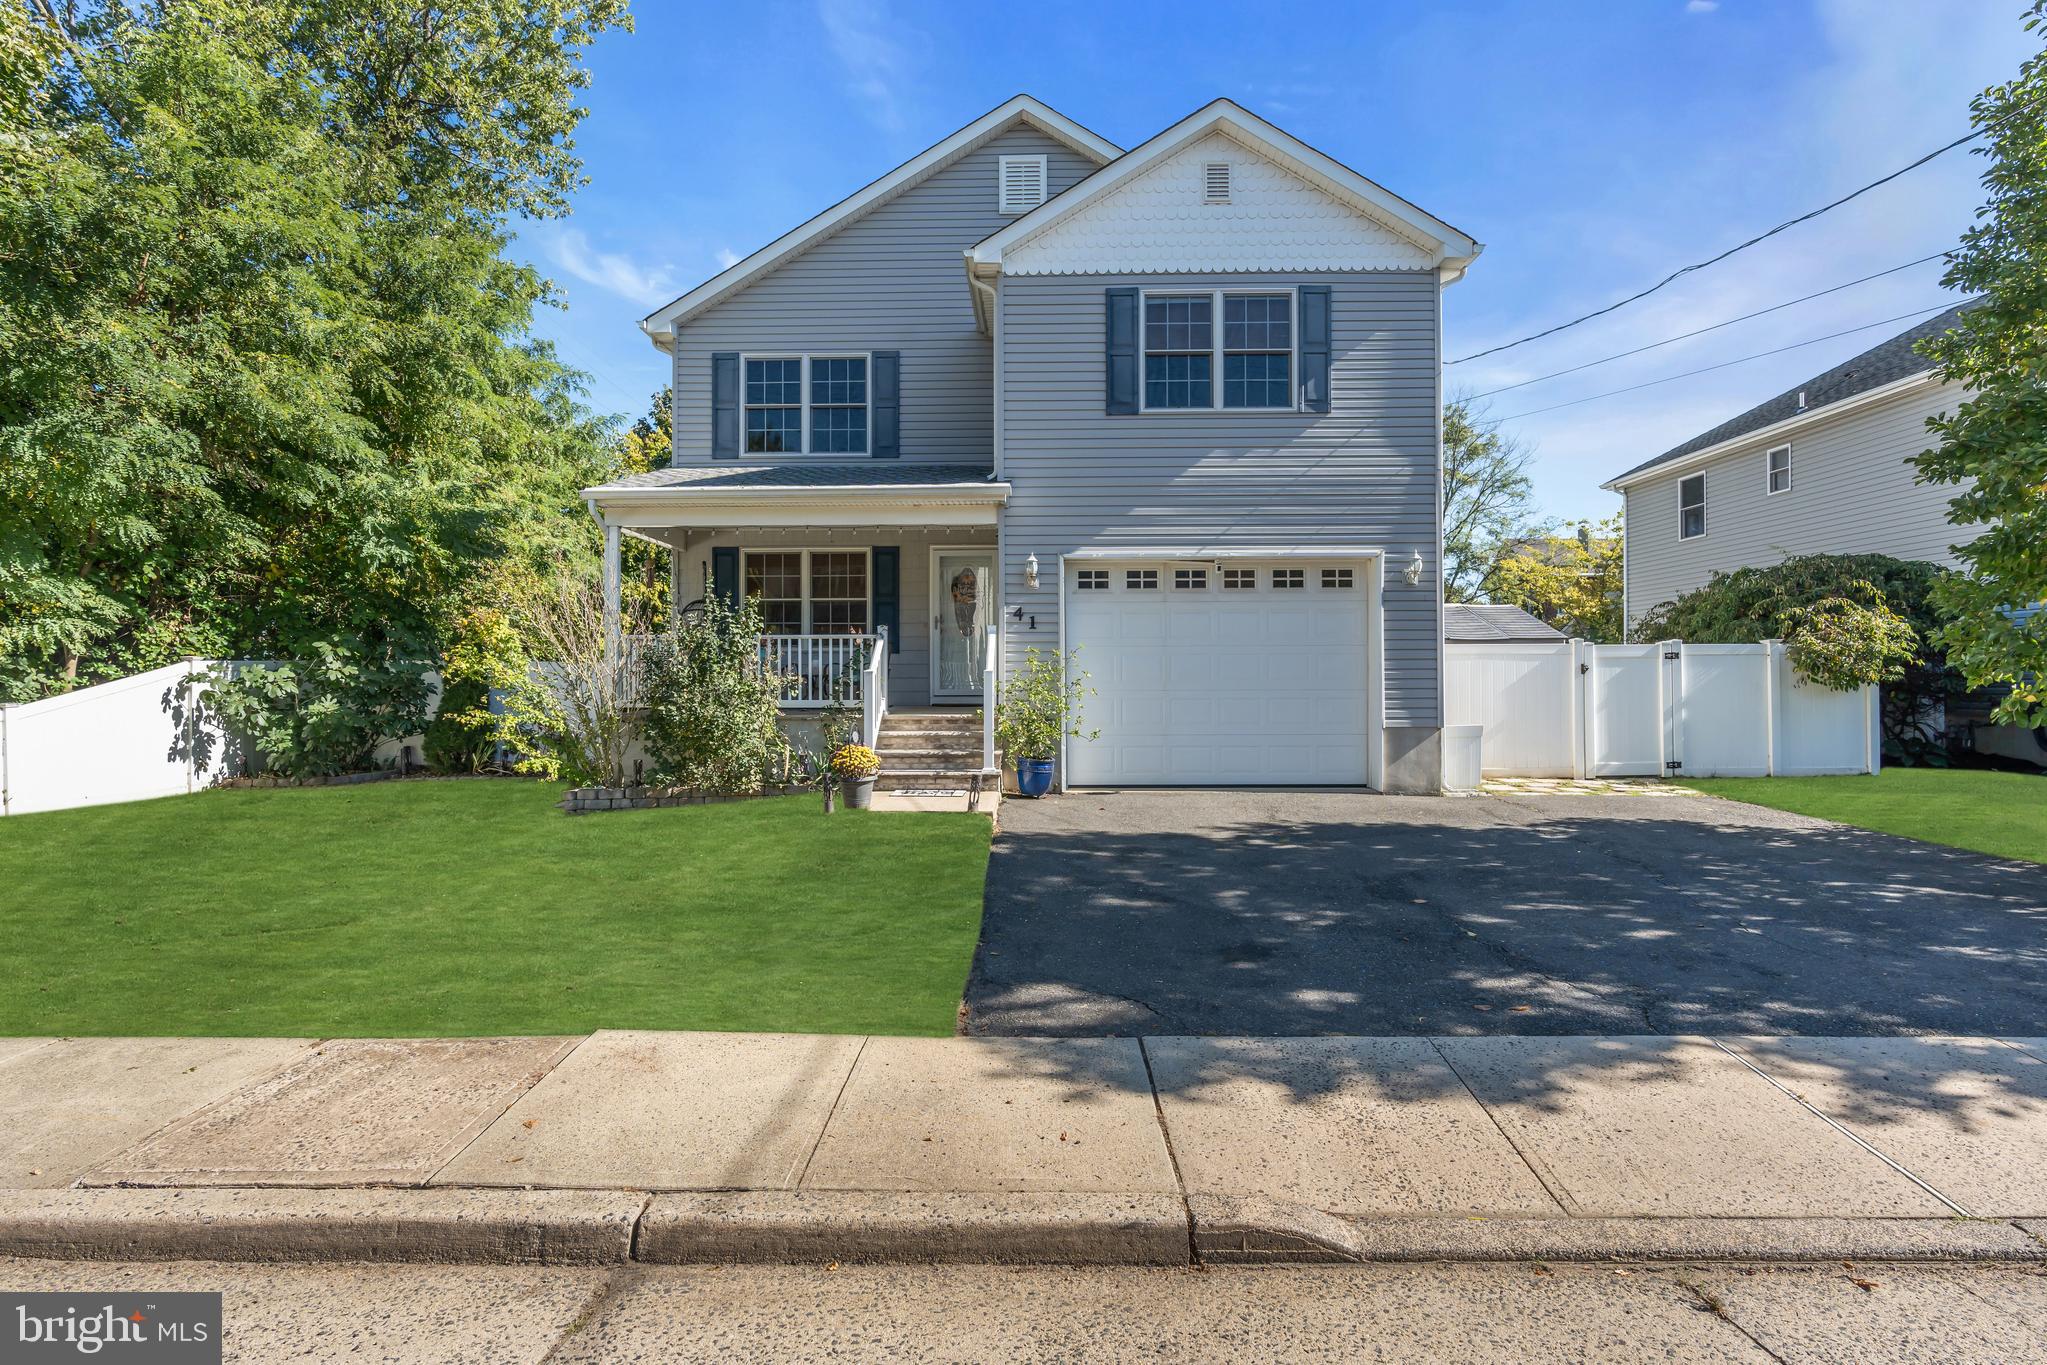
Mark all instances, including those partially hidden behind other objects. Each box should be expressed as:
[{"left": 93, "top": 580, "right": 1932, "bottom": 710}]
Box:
[
  {"left": 998, "top": 154, "right": 1047, "bottom": 214},
  {"left": 1202, "top": 161, "right": 1231, "bottom": 204}
]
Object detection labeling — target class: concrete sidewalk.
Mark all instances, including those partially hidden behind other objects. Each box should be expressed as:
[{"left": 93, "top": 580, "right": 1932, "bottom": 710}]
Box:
[{"left": 1, "top": 1031, "right": 2043, "bottom": 1266}]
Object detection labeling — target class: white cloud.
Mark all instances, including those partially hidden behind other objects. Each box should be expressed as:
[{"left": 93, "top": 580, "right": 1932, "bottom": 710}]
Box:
[
  {"left": 547, "top": 228, "right": 676, "bottom": 307},
  {"left": 818, "top": 0, "right": 912, "bottom": 133},
  {"left": 1686, "top": 1, "right": 1718, "bottom": 13},
  {"left": 715, "top": 246, "right": 742, "bottom": 270}
]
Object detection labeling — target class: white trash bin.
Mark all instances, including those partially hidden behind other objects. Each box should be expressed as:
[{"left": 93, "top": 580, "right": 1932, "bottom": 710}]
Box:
[{"left": 1441, "top": 724, "right": 1483, "bottom": 793}]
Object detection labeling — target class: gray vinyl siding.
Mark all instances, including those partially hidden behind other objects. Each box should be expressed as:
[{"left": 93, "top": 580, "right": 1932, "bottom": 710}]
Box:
[
  {"left": 1622, "top": 379, "right": 1977, "bottom": 630},
  {"left": 997, "top": 270, "right": 1444, "bottom": 728},
  {"left": 670, "top": 126, "right": 1098, "bottom": 465},
  {"left": 671, "top": 525, "right": 993, "bottom": 707}
]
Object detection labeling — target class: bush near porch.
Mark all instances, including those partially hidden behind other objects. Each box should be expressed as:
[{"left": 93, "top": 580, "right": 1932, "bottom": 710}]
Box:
[
  {"left": 0, "top": 780, "right": 992, "bottom": 1037},
  {"left": 1678, "top": 768, "right": 2046, "bottom": 864}
]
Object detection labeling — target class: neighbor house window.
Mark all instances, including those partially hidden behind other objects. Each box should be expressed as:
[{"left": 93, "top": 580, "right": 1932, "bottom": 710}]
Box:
[
  {"left": 1321, "top": 567, "right": 1354, "bottom": 589},
  {"left": 1273, "top": 568, "right": 1305, "bottom": 589},
  {"left": 743, "top": 355, "right": 868, "bottom": 454},
  {"left": 1143, "top": 296, "right": 1213, "bottom": 409},
  {"left": 742, "top": 549, "right": 869, "bottom": 634},
  {"left": 1126, "top": 569, "right": 1159, "bottom": 590},
  {"left": 1222, "top": 295, "right": 1292, "bottom": 409},
  {"left": 1077, "top": 569, "right": 1109, "bottom": 590},
  {"left": 1767, "top": 444, "right": 1792, "bottom": 495},
  {"left": 1680, "top": 474, "right": 1706, "bottom": 539}
]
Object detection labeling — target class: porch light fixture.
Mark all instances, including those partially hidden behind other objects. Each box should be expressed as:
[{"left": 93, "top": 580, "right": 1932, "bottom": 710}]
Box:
[
  {"left": 1025, "top": 553, "right": 1040, "bottom": 589},
  {"left": 1403, "top": 550, "right": 1425, "bottom": 587}
]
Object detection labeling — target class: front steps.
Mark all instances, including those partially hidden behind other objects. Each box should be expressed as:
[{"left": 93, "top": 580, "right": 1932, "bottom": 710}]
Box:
[{"left": 874, "top": 708, "right": 994, "bottom": 795}]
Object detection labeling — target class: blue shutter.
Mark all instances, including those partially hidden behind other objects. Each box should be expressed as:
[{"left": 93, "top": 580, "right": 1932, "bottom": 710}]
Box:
[
  {"left": 871, "top": 547, "right": 900, "bottom": 653},
  {"left": 1105, "top": 288, "right": 1138, "bottom": 415},
  {"left": 711, "top": 546, "right": 739, "bottom": 613},
  {"left": 1298, "top": 286, "right": 1332, "bottom": 414},
  {"left": 871, "top": 350, "right": 900, "bottom": 458},
  {"left": 711, "top": 352, "right": 740, "bottom": 458}
]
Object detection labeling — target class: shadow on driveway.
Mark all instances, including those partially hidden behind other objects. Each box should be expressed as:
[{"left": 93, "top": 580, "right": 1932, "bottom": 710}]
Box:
[{"left": 964, "top": 790, "right": 2047, "bottom": 1039}]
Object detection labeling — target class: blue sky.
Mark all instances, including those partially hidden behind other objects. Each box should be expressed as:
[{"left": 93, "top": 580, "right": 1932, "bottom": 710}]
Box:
[{"left": 513, "top": 0, "right": 2031, "bottom": 524}]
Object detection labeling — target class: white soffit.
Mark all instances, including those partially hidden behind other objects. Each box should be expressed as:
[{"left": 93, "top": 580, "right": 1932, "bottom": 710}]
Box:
[
  {"left": 640, "top": 96, "right": 1119, "bottom": 347},
  {"left": 972, "top": 99, "right": 1480, "bottom": 280}
]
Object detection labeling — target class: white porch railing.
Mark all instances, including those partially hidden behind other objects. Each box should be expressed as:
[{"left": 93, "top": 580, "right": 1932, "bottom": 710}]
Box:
[
  {"left": 860, "top": 628, "right": 890, "bottom": 746},
  {"left": 981, "top": 622, "right": 998, "bottom": 775},
  {"left": 622, "top": 632, "right": 882, "bottom": 710}
]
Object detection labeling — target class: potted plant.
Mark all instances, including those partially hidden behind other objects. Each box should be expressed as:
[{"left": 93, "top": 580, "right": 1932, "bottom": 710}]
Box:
[
  {"left": 994, "top": 647, "right": 1098, "bottom": 797},
  {"left": 828, "top": 743, "right": 881, "bottom": 809}
]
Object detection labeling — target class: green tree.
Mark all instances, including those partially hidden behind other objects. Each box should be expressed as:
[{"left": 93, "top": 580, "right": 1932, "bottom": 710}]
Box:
[
  {"left": 0, "top": 1, "right": 627, "bottom": 700},
  {"left": 1488, "top": 516, "right": 1625, "bottom": 642},
  {"left": 1913, "top": 2, "right": 2047, "bottom": 727},
  {"left": 1441, "top": 398, "right": 1542, "bottom": 603}
]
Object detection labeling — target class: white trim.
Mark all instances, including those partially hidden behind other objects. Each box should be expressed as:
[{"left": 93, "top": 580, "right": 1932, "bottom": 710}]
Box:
[
  {"left": 1678, "top": 472, "right": 1707, "bottom": 541},
  {"left": 642, "top": 96, "right": 1118, "bottom": 346},
  {"left": 928, "top": 545, "right": 997, "bottom": 701},
  {"left": 1063, "top": 546, "right": 1386, "bottom": 561},
  {"left": 1601, "top": 371, "right": 1937, "bottom": 491},
  {"left": 1136, "top": 287, "right": 1300, "bottom": 415},
  {"left": 739, "top": 546, "right": 873, "bottom": 636},
  {"left": 969, "top": 99, "right": 1479, "bottom": 277},
  {"left": 1765, "top": 442, "right": 1793, "bottom": 496}
]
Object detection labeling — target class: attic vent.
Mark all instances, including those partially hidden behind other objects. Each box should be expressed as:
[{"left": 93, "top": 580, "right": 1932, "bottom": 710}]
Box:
[
  {"left": 998, "top": 155, "right": 1047, "bottom": 214},
  {"left": 1203, "top": 161, "right": 1231, "bottom": 204}
]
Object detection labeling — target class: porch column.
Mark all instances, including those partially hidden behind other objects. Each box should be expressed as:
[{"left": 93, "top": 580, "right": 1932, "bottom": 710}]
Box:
[
  {"left": 668, "top": 542, "right": 686, "bottom": 632},
  {"left": 601, "top": 519, "right": 621, "bottom": 676}
]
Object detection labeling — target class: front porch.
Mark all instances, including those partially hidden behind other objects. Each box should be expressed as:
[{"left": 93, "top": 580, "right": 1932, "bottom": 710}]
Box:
[{"left": 585, "top": 463, "right": 1008, "bottom": 782}]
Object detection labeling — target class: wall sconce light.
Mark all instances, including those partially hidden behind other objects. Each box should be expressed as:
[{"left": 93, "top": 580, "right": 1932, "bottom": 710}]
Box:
[
  {"left": 1403, "top": 550, "right": 1426, "bottom": 587},
  {"left": 1024, "top": 553, "right": 1040, "bottom": 589}
]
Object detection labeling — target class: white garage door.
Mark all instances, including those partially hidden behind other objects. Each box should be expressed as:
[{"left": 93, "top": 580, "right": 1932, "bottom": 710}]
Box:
[{"left": 1065, "top": 560, "right": 1372, "bottom": 786}]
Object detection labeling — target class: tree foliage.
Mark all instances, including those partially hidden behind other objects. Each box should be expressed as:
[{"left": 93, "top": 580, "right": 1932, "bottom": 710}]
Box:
[
  {"left": 640, "top": 595, "right": 793, "bottom": 795},
  {"left": 0, "top": 0, "right": 628, "bottom": 700},
  {"left": 1911, "top": 3, "right": 2047, "bottom": 726},
  {"left": 1441, "top": 399, "right": 1543, "bottom": 603},
  {"left": 203, "top": 633, "right": 435, "bottom": 778},
  {"left": 1488, "top": 516, "right": 1625, "bottom": 642}
]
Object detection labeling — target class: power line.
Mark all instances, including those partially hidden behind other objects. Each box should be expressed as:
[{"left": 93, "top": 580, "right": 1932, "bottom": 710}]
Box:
[
  {"left": 1482, "top": 303, "right": 1958, "bottom": 425},
  {"left": 1448, "top": 126, "right": 1986, "bottom": 366},
  {"left": 1463, "top": 252, "right": 1953, "bottom": 401}
]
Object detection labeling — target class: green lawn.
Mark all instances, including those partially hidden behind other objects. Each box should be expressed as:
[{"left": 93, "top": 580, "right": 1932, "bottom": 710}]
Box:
[
  {"left": 1678, "top": 767, "right": 2047, "bottom": 864},
  {"left": 0, "top": 781, "right": 992, "bottom": 1037}
]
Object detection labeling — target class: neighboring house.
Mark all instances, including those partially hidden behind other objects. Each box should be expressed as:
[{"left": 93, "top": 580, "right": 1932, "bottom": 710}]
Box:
[
  {"left": 1602, "top": 302, "right": 1980, "bottom": 633},
  {"left": 1443, "top": 604, "right": 1564, "bottom": 644},
  {"left": 583, "top": 95, "right": 1480, "bottom": 793}
]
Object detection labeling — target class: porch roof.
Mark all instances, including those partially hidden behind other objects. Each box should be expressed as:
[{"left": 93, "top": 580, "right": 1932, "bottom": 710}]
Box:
[{"left": 583, "top": 463, "right": 1010, "bottom": 529}]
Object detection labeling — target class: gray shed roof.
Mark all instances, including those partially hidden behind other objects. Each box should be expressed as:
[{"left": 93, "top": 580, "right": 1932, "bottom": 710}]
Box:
[
  {"left": 1606, "top": 299, "right": 1978, "bottom": 487},
  {"left": 1444, "top": 603, "right": 1567, "bottom": 643},
  {"left": 595, "top": 463, "right": 997, "bottom": 492}
]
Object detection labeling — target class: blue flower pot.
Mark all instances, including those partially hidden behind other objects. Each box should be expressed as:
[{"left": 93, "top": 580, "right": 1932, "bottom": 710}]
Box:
[{"left": 1016, "top": 758, "right": 1056, "bottom": 798}]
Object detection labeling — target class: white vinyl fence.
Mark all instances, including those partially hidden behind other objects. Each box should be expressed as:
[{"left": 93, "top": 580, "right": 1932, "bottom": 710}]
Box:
[
  {"left": 0, "top": 661, "right": 231, "bottom": 816},
  {"left": 1446, "top": 639, "right": 1880, "bottom": 780}
]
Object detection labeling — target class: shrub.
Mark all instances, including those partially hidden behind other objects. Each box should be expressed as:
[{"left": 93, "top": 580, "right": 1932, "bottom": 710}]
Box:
[
  {"left": 1780, "top": 596, "right": 1920, "bottom": 692},
  {"left": 205, "top": 634, "right": 433, "bottom": 778},
  {"left": 423, "top": 676, "right": 495, "bottom": 774},
  {"left": 640, "top": 595, "right": 792, "bottom": 795},
  {"left": 994, "top": 647, "right": 1098, "bottom": 762}
]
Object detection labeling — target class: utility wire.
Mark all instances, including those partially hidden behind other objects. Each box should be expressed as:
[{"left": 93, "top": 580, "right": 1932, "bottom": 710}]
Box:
[
  {"left": 1483, "top": 303, "right": 1958, "bottom": 425},
  {"left": 1448, "top": 125, "right": 1988, "bottom": 366},
  {"left": 1463, "top": 252, "right": 1953, "bottom": 400}
]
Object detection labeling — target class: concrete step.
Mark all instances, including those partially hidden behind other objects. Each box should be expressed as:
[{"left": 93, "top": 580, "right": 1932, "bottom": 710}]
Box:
[
  {"left": 878, "top": 747, "right": 986, "bottom": 764},
  {"left": 876, "top": 768, "right": 996, "bottom": 792}
]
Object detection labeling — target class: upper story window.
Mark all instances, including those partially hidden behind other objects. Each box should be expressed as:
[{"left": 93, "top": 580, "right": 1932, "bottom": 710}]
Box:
[
  {"left": 1680, "top": 474, "right": 1706, "bottom": 540},
  {"left": 1766, "top": 444, "right": 1792, "bottom": 495},
  {"left": 998, "top": 154, "right": 1048, "bottom": 214},
  {"left": 1142, "top": 290, "right": 1296, "bottom": 412},
  {"left": 744, "top": 355, "right": 867, "bottom": 454}
]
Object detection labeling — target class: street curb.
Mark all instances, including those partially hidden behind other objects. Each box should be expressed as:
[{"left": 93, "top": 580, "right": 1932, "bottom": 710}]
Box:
[
  {"left": 0, "top": 1188, "right": 644, "bottom": 1265},
  {"left": 1188, "top": 1196, "right": 2047, "bottom": 1265},
  {"left": 636, "top": 1192, "right": 1191, "bottom": 1265}
]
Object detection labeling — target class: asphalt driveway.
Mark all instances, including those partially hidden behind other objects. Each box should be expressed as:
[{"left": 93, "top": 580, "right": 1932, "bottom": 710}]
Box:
[{"left": 964, "top": 789, "right": 2047, "bottom": 1037}]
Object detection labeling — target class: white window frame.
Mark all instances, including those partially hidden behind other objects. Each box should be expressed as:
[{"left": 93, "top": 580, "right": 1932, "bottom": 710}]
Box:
[
  {"left": 739, "top": 352, "right": 873, "bottom": 456},
  {"left": 1765, "top": 443, "right": 1792, "bottom": 496},
  {"left": 740, "top": 547, "right": 872, "bottom": 634},
  {"left": 1138, "top": 288, "right": 1299, "bottom": 414},
  {"left": 997, "top": 154, "right": 1048, "bottom": 215},
  {"left": 1679, "top": 473, "right": 1707, "bottom": 540}
]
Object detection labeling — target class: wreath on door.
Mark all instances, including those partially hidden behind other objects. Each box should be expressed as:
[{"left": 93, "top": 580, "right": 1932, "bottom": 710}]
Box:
[{"left": 950, "top": 567, "right": 980, "bottom": 637}]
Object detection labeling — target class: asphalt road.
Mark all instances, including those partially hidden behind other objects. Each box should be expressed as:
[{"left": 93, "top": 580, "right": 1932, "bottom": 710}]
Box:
[
  {"left": 6, "top": 1259, "right": 2045, "bottom": 1361},
  {"left": 966, "top": 789, "right": 2047, "bottom": 1037}
]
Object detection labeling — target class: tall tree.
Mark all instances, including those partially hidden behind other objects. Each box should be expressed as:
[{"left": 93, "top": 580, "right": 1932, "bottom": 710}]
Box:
[
  {"left": 1441, "top": 398, "right": 1542, "bottom": 603},
  {"left": 1914, "top": 2, "right": 2047, "bottom": 727},
  {"left": 0, "top": 1, "right": 627, "bottom": 699},
  {"left": 1489, "top": 516, "right": 1625, "bottom": 642}
]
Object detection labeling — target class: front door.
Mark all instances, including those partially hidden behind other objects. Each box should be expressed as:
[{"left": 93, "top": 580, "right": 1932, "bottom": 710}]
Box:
[{"left": 932, "top": 550, "right": 995, "bottom": 699}]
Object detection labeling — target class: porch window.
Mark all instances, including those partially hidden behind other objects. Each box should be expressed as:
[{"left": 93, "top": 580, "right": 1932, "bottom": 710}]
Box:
[{"left": 741, "top": 549, "right": 869, "bottom": 634}]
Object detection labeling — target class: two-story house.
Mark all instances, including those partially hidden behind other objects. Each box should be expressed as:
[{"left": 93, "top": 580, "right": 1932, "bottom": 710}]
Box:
[
  {"left": 583, "top": 96, "right": 1480, "bottom": 793},
  {"left": 1604, "top": 302, "right": 1979, "bottom": 633}
]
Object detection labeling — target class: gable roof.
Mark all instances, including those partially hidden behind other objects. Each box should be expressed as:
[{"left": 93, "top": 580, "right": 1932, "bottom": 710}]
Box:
[
  {"left": 1444, "top": 603, "right": 1567, "bottom": 644},
  {"left": 1603, "top": 299, "right": 1978, "bottom": 490},
  {"left": 638, "top": 96, "right": 1120, "bottom": 348},
  {"left": 967, "top": 98, "right": 1480, "bottom": 282}
]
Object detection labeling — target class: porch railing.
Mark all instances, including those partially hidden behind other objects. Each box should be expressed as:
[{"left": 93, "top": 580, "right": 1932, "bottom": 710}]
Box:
[
  {"left": 621, "top": 632, "right": 882, "bottom": 710},
  {"left": 861, "top": 628, "right": 890, "bottom": 746}
]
